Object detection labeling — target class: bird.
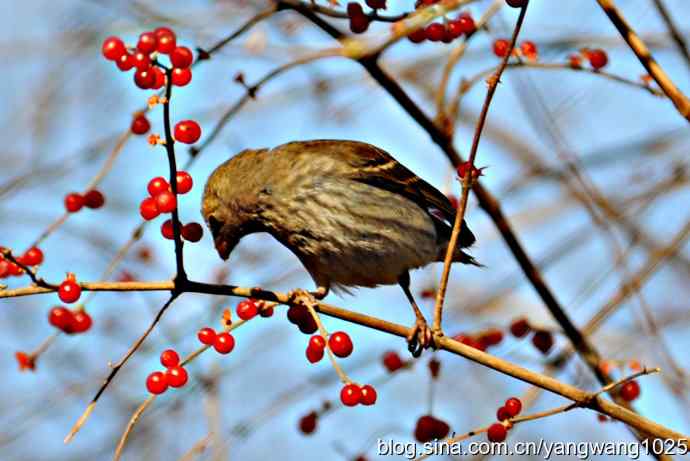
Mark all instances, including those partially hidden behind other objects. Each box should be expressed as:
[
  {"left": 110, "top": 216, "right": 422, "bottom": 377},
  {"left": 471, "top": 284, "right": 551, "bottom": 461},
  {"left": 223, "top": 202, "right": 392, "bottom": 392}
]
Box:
[{"left": 201, "top": 139, "right": 477, "bottom": 356}]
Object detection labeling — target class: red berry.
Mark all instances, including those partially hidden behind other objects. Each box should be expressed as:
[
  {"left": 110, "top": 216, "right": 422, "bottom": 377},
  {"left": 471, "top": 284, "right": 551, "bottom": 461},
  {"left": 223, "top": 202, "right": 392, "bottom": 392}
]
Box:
[
  {"left": 425, "top": 23, "right": 445, "bottom": 42},
  {"left": 487, "top": 423, "right": 507, "bottom": 442},
  {"left": 174, "top": 120, "right": 201, "bottom": 144},
  {"left": 137, "top": 32, "right": 158, "bottom": 54},
  {"left": 414, "top": 415, "right": 437, "bottom": 443},
  {"left": 84, "top": 190, "right": 105, "bottom": 209},
  {"left": 504, "top": 397, "right": 522, "bottom": 417},
  {"left": 505, "top": 0, "right": 528, "bottom": 7},
  {"left": 340, "top": 383, "right": 361, "bottom": 406},
  {"left": 160, "top": 349, "right": 180, "bottom": 368},
  {"left": 620, "top": 380, "right": 640, "bottom": 402},
  {"left": 309, "top": 335, "right": 326, "bottom": 351},
  {"left": 64, "top": 193, "right": 84, "bottom": 213},
  {"left": 166, "top": 366, "right": 188, "bottom": 388},
  {"left": 447, "top": 20, "right": 464, "bottom": 39},
  {"left": 236, "top": 299, "right": 259, "bottom": 320},
  {"left": 299, "top": 412, "right": 318, "bottom": 434},
  {"left": 531, "top": 330, "right": 554, "bottom": 354},
  {"left": 306, "top": 345, "right": 324, "bottom": 363},
  {"left": 102, "top": 36, "right": 126, "bottom": 61},
  {"left": 587, "top": 48, "right": 608, "bottom": 69},
  {"left": 569, "top": 53, "right": 583, "bottom": 69},
  {"left": 170, "top": 46, "right": 194, "bottom": 68},
  {"left": 155, "top": 28, "right": 176, "bottom": 54},
  {"left": 366, "top": 0, "right": 386, "bottom": 9},
  {"left": 349, "top": 14, "right": 370, "bottom": 34},
  {"left": 480, "top": 329, "right": 504, "bottom": 347},
  {"left": 132, "top": 52, "right": 151, "bottom": 71},
  {"left": 175, "top": 171, "right": 193, "bottom": 194},
  {"left": 346, "top": 2, "right": 363, "bottom": 16},
  {"left": 116, "top": 53, "right": 135, "bottom": 71},
  {"left": 48, "top": 306, "right": 73, "bottom": 331},
  {"left": 496, "top": 406, "right": 510, "bottom": 421},
  {"left": 134, "top": 68, "right": 156, "bottom": 89},
  {"left": 382, "top": 351, "right": 404, "bottom": 372},
  {"left": 71, "top": 311, "right": 92, "bottom": 333},
  {"left": 328, "top": 331, "right": 353, "bottom": 358},
  {"left": 509, "top": 317, "right": 530, "bottom": 338},
  {"left": 131, "top": 115, "right": 151, "bottom": 135},
  {"left": 359, "top": 384, "right": 377, "bottom": 405},
  {"left": 146, "top": 371, "right": 168, "bottom": 394},
  {"left": 147, "top": 177, "right": 170, "bottom": 196},
  {"left": 298, "top": 317, "right": 318, "bottom": 334},
  {"left": 22, "top": 247, "right": 44, "bottom": 266},
  {"left": 197, "top": 327, "right": 216, "bottom": 345},
  {"left": 58, "top": 278, "right": 81, "bottom": 304},
  {"left": 287, "top": 304, "right": 309, "bottom": 325},
  {"left": 408, "top": 28, "right": 426, "bottom": 44},
  {"left": 456, "top": 12, "right": 476, "bottom": 34},
  {"left": 520, "top": 40, "right": 538, "bottom": 60},
  {"left": 171, "top": 67, "right": 192, "bottom": 86},
  {"left": 181, "top": 223, "right": 203, "bottom": 242},
  {"left": 139, "top": 197, "right": 160, "bottom": 220},
  {"left": 493, "top": 38, "right": 510, "bottom": 57},
  {"left": 433, "top": 418, "right": 450, "bottom": 440},
  {"left": 151, "top": 67, "right": 166, "bottom": 90},
  {"left": 155, "top": 190, "right": 177, "bottom": 213},
  {"left": 213, "top": 332, "right": 235, "bottom": 354},
  {"left": 161, "top": 219, "right": 175, "bottom": 240}
]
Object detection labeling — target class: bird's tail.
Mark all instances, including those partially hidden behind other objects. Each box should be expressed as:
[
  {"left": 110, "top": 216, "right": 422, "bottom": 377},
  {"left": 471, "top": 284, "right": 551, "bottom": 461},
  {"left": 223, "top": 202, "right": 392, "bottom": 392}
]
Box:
[{"left": 436, "top": 246, "right": 482, "bottom": 267}]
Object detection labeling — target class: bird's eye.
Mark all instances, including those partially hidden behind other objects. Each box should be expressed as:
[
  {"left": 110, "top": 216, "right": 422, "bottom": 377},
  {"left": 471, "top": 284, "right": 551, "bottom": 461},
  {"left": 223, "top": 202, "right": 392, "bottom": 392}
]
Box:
[{"left": 208, "top": 215, "right": 223, "bottom": 237}]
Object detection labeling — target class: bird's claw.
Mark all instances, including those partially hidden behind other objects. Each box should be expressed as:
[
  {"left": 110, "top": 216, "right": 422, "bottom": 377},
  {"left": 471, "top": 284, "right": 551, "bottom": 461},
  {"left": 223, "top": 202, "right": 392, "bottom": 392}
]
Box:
[
  {"left": 288, "top": 288, "right": 316, "bottom": 307},
  {"left": 407, "top": 317, "right": 433, "bottom": 358}
]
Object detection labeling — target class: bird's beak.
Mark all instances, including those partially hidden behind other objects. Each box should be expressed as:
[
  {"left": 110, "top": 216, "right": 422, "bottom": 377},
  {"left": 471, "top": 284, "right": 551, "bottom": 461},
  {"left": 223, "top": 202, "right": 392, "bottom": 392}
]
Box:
[{"left": 214, "top": 236, "right": 232, "bottom": 261}]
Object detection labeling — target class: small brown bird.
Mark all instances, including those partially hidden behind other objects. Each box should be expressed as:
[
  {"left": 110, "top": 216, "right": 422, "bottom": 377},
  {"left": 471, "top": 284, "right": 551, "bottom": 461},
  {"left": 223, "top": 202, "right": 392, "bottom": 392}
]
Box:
[{"left": 202, "top": 140, "right": 477, "bottom": 355}]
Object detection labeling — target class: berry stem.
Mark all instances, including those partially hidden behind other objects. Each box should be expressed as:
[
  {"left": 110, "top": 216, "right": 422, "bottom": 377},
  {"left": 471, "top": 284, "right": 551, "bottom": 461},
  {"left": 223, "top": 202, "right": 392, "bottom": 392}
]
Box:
[
  {"left": 431, "top": 2, "right": 529, "bottom": 337},
  {"left": 298, "top": 291, "right": 352, "bottom": 384},
  {"left": 160, "top": 68, "right": 187, "bottom": 285}
]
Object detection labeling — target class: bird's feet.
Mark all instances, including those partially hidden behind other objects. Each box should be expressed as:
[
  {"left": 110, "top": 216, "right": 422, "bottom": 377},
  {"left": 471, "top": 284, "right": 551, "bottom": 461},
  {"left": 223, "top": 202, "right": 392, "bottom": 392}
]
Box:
[
  {"left": 288, "top": 286, "right": 328, "bottom": 306},
  {"left": 407, "top": 315, "right": 433, "bottom": 358}
]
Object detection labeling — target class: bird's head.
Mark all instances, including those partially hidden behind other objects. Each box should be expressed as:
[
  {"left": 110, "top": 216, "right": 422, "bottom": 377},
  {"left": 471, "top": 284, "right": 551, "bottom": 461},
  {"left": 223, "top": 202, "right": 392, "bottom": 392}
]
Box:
[{"left": 201, "top": 152, "right": 267, "bottom": 260}]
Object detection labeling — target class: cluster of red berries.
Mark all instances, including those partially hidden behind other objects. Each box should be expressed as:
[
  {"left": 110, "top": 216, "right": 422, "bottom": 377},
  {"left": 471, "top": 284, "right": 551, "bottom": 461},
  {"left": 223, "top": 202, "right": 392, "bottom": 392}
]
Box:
[
  {"left": 453, "top": 328, "right": 504, "bottom": 352},
  {"left": 236, "top": 298, "right": 273, "bottom": 320},
  {"left": 64, "top": 190, "right": 106, "bottom": 213},
  {"left": 287, "top": 304, "right": 318, "bottom": 334},
  {"left": 409, "top": 12, "right": 475, "bottom": 44},
  {"left": 48, "top": 306, "right": 92, "bottom": 334},
  {"left": 414, "top": 414, "right": 451, "bottom": 443},
  {"left": 305, "top": 331, "right": 353, "bottom": 363},
  {"left": 382, "top": 350, "right": 407, "bottom": 373},
  {"left": 145, "top": 349, "right": 189, "bottom": 394},
  {"left": 58, "top": 273, "right": 82, "bottom": 304},
  {"left": 346, "top": 1, "right": 387, "bottom": 34},
  {"left": 570, "top": 48, "right": 609, "bottom": 70},
  {"left": 197, "top": 327, "right": 236, "bottom": 354},
  {"left": 101, "top": 27, "right": 194, "bottom": 89},
  {"left": 340, "top": 382, "right": 377, "bottom": 406},
  {"left": 509, "top": 317, "right": 554, "bottom": 355},
  {"left": 492, "top": 39, "right": 538, "bottom": 61},
  {"left": 140, "top": 173, "right": 202, "bottom": 240},
  {"left": 0, "top": 247, "right": 44, "bottom": 278},
  {"left": 488, "top": 397, "right": 522, "bottom": 442}
]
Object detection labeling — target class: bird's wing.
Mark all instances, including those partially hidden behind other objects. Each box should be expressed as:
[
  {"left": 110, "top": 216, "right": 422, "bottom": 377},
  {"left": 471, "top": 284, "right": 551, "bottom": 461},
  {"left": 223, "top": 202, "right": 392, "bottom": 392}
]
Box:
[{"left": 328, "top": 140, "right": 475, "bottom": 248}]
